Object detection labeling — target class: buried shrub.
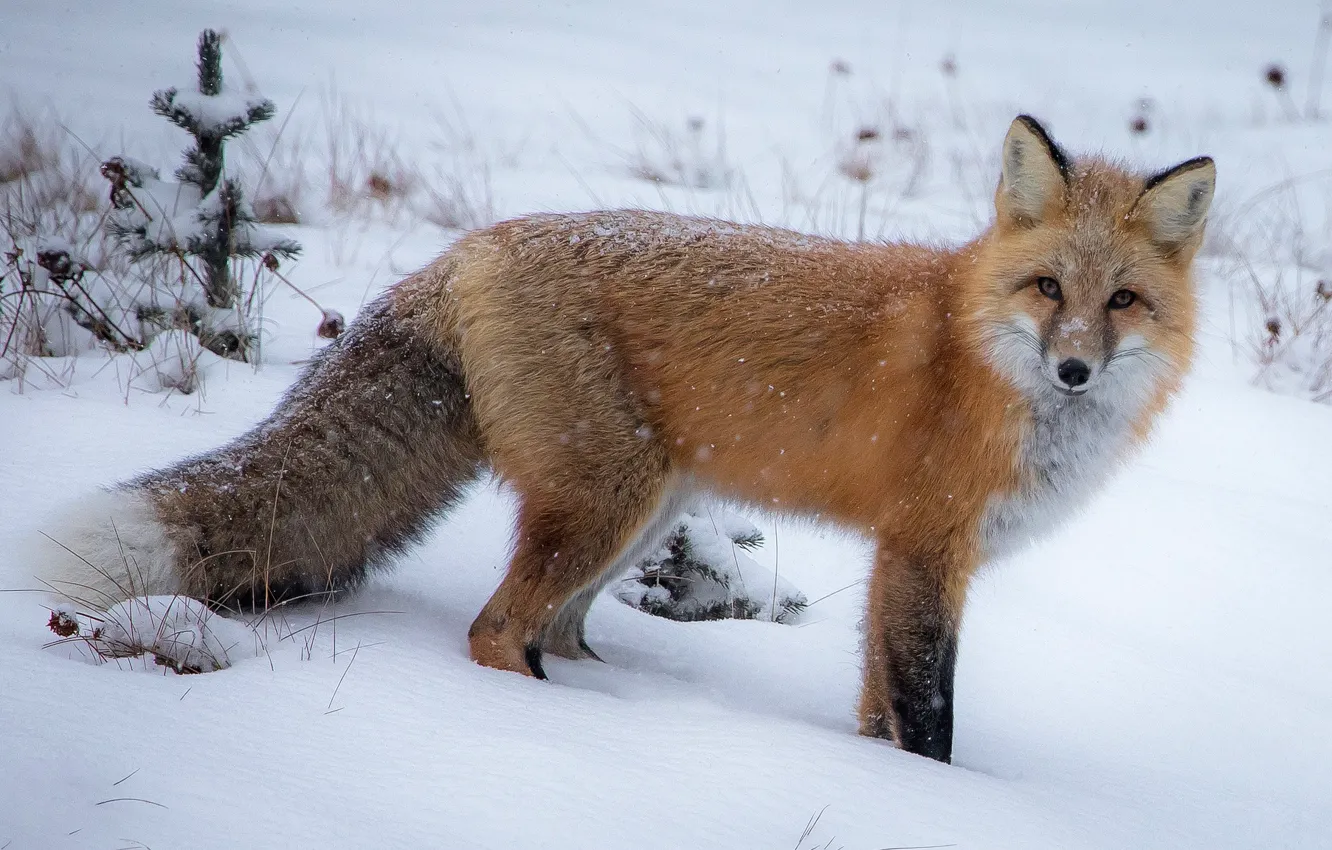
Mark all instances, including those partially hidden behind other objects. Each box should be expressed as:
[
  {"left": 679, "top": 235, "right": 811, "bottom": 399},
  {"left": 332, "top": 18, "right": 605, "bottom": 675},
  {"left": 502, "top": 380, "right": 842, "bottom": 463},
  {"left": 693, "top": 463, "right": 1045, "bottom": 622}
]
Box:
[
  {"left": 614, "top": 506, "right": 807, "bottom": 624},
  {"left": 1216, "top": 176, "right": 1332, "bottom": 403},
  {"left": 45, "top": 597, "right": 258, "bottom": 674}
]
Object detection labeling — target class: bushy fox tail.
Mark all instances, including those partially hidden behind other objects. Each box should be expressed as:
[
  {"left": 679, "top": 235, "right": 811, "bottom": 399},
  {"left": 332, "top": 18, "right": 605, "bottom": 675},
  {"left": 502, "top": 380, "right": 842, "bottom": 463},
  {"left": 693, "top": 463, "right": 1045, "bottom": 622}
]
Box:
[{"left": 28, "top": 272, "right": 485, "bottom": 610}]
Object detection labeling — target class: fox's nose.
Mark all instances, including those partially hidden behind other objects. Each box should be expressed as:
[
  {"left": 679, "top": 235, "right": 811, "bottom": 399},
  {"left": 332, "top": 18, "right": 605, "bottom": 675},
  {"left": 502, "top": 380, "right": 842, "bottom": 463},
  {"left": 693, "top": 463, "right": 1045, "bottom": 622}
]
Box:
[{"left": 1057, "top": 358, "right": 1091, "bottom": 388}]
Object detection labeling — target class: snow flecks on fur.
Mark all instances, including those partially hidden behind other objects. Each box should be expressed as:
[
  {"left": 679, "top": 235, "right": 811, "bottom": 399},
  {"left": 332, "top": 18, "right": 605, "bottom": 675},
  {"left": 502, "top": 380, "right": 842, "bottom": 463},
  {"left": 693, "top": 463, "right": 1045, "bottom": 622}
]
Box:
[
  {"left": 3, "top": 2, "right": 1332, "bottom": 847},
  {"left": 1058, "top": 316, "right": 1089, "bottom": 336},
  {"left": 527, "top": 210, "right": 840, "bottom": 259}
]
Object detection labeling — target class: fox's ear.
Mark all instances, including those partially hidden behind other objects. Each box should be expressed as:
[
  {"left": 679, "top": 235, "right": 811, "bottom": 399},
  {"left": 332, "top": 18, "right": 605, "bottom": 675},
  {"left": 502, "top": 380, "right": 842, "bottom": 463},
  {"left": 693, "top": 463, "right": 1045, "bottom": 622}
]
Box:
[
  {"left": 1130, "top": 157, "right": 1216, "bottom": 255},
  {"left": 995, "top": 115, "right": 1070, "bottom": 226}
]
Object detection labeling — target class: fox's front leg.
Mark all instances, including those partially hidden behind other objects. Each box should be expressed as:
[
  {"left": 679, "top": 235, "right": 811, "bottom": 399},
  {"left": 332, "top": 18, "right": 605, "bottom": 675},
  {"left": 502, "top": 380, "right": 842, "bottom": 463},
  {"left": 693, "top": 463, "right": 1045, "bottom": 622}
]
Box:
[{"left": 859, "top": 541, "right": 971, "bottom": 763}]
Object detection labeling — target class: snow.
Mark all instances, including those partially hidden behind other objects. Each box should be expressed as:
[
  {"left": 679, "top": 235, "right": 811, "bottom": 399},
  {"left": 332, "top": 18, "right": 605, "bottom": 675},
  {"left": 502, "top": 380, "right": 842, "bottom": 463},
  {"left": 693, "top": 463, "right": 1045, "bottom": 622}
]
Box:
[
  {"left": 3, "top": 0, "right": 1332, "bottom": 848},
  {"left": 127, "top": 328, "right": 224, "bottom": 394},
  {"left": 77, "top": 595, "right": 260, "bottom": 673}
]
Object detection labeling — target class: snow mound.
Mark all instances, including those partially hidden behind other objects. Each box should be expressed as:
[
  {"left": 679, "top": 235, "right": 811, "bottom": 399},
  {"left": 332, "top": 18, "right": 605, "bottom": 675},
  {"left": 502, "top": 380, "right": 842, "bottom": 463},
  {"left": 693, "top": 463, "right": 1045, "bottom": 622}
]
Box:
[
  {"left": 77, "top": 596, "right": 258, "bottom": 674},
  {"left": 128, "top": 328, "right": 226, "bottom": 395}
]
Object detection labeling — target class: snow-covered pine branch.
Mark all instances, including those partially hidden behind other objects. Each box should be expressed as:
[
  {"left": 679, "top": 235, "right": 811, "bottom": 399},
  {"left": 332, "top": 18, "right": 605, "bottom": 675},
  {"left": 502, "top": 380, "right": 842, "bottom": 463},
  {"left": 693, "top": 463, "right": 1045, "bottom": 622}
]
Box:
[
  {"left": 103, "top": 159, "right": 298, "bottom": 268},
  {"left": 151, "top": 88, "right": 275, "bottom": 150},
  {"left": 103, "top": 155, "right": 202, "bottom": 261},
  {"left": 188, "top": 179, "right": 301, "bottom": 263}
]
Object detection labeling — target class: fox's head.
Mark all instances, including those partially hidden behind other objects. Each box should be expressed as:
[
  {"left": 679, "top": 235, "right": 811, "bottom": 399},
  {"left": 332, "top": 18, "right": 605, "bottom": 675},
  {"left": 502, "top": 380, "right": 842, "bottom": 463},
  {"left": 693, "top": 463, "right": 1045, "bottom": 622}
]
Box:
[{"left": 972, "top": 115, "right": 1213, "bottom": 412}]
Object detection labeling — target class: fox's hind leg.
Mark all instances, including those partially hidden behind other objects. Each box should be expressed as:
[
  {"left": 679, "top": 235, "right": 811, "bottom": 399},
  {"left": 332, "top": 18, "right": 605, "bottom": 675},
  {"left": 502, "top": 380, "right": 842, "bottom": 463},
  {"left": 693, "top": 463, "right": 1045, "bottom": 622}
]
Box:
[
  {"left": 540, "top": 482, "right": 695, "bottom": 660},
  {"left": 453, "top": 256, "right": 677, "bottom": 676},
  {"left": 467, "top": 455, "right": 670, "bottom": 677},
  {"left": 541, "top": 586, "right": 605, "bottom": 661}
]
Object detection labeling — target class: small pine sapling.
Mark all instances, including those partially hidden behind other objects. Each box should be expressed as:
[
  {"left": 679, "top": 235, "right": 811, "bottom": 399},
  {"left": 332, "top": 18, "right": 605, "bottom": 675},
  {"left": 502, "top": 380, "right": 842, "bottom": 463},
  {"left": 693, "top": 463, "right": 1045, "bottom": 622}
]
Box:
[
  {"left": 614, "top": 505, "right": 807, "bottom": 623},
  {"left": 103, "top": 29, "right": 308, "bottom": 362}
]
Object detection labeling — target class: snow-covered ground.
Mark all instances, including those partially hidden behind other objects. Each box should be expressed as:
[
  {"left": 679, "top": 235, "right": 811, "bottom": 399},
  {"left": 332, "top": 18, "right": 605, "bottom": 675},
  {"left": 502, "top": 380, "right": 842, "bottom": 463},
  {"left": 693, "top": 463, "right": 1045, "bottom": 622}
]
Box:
[{"left": 3, "top": 1, "right": 1331, "bottom": 847}]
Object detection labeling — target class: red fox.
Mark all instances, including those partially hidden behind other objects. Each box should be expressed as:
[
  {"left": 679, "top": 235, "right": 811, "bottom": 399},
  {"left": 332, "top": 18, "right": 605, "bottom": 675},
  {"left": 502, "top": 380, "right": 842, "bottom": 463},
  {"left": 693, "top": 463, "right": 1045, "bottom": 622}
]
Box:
[{"left": 31, "top": 116, "right": 1213, "bottom": 762}]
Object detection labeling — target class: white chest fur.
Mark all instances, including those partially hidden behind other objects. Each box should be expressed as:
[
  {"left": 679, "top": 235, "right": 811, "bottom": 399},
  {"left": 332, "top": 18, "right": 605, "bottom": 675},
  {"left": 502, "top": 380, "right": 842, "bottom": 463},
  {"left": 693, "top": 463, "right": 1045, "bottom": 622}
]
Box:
[{"left": 979, "top": 395, "right": 1137, "bottom": 562}]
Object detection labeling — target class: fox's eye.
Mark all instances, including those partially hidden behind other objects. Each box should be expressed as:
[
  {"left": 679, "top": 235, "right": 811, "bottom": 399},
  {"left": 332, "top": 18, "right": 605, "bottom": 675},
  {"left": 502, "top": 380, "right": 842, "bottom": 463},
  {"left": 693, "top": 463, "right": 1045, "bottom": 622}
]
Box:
[
  {"left": 1036, "top": 277, "right": 1062, "bottom": 300},
  {"left": 1108, "top": 289, "right": 1137, "bottom": 309}
]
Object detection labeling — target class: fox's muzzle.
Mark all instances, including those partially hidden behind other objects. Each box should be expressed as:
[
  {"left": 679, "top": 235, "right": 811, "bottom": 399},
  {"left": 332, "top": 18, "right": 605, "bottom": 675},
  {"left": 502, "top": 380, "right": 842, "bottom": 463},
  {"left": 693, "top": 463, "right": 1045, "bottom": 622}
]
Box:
[{"left": 1054, "top": 357, "right": 1091, "bottom": 394}]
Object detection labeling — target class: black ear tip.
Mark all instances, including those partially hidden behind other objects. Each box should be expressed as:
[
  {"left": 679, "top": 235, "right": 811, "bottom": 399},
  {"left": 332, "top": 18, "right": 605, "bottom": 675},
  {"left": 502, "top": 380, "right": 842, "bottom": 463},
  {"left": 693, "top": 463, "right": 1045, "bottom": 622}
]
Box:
[
  {"left": 1194, "top": 156, "right": 1217, "bottom": 182},
  {"left": 1015, "top": 114, "right": 1044, "bottom": 133},
  {"left": 1015, "top": 115, "right": 1058, "bottom": 144},
  {"left": 1009, "top": 114, "right": 1070, "bottom": 179},
  {"left": 1142, "top": 155, "right": 1217, "bottom": 192}
]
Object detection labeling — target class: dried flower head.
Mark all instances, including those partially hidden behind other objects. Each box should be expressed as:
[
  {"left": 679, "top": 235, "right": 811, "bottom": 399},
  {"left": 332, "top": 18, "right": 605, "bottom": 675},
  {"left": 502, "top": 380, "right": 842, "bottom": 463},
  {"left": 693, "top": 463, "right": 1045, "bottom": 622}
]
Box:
[
  {"left": 940, "top": 54, "right": 958, "bottom": 77},
  {"left": 317, "top": 308, "right": 346, "bottom": 340},
  {"left": 36, "top": 247, "right": 85, "bottom": 283},
  {"left": 1129, "top": 116, "right": 1149, "bottom": 135},
  {"left": 1265, "top": 64, "right": 1287, "bottom": 89},
  {"left": 1265, "top": 317, "right": 1282, "bottom": 340},
  {"left": 366, "top": 171, "right": 395, "bottom": 200},
  {"left": 48, "top": 609, "right": 79, "bottom": 637},
  {"left": 838, "top": 154, "right": 874, "bottom": 184},
  {"left": 830, "top": 59, "right": 851, "bottom": 76}
]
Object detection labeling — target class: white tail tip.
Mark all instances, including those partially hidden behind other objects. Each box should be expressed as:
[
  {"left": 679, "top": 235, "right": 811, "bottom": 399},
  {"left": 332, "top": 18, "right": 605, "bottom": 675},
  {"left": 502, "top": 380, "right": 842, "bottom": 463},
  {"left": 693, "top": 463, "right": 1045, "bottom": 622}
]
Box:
[{"left": 22, "top": 488, "right": 181, "bottom": 608}]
